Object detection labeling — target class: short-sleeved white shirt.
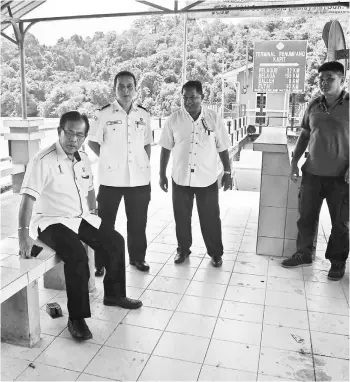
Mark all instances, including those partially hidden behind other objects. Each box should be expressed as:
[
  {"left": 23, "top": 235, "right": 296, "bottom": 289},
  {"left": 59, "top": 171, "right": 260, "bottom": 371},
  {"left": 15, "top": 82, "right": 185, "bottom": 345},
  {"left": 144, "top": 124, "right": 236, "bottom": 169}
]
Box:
[
  {"left": 88, "top": 101, "right": 152, "bottom": 187},
  {"left": 159, "top": 107, "right": 231, "bottom": 187},
  {"left": 20, "top": 141, "right": 101, "bottom": 239}
]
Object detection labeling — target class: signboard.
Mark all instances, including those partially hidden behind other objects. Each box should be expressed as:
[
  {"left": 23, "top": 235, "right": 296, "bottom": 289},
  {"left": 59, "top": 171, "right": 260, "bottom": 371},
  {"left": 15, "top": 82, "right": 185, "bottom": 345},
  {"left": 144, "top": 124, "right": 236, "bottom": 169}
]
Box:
[
  {"left": 252, "top": 40, "right": 307, "bottom": 93},
  {"left": 190, "top": 0, "right": 349, "bottom": 18}
]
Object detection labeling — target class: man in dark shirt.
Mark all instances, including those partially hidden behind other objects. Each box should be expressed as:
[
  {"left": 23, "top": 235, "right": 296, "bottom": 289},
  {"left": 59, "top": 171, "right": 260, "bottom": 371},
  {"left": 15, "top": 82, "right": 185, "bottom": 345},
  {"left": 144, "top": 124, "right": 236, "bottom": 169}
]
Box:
[{"left": 282, "top": 61, "right": 349, "bottom": 281}]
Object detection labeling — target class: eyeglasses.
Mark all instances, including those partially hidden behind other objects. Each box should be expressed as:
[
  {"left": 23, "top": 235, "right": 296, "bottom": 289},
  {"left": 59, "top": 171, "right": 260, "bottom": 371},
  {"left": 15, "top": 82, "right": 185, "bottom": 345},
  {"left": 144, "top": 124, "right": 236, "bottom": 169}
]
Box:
[
  {"left": 182, "top": 96, "right": 201, "bottom": 101},
  {"left": 63, "top": 129, "right": 86, "bottom": 140}
]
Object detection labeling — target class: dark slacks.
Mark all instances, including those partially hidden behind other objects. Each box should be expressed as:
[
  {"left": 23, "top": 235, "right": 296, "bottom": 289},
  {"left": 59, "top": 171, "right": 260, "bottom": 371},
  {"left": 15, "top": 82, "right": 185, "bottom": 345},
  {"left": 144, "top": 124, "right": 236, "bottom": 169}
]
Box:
[
  {"left": 96, "top": 184, "right": 151, "bottom": 265},
  {"left": 38, "top": 219, "right": 126, "bottom": 320},
  {"left": 297, "top": 171, "right": 349, "bottom": 262},
  {"left": 172, "top": 179, "right": 224, "bottom": 258}
]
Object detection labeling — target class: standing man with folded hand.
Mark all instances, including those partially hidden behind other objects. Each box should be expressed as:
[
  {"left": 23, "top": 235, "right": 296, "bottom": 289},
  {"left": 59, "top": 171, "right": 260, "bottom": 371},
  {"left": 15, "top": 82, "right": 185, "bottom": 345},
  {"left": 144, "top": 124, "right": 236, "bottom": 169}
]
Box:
[
  {"left": 159, "top": 80, "right": 232, "bottom": 267},
  {"left": 88, "top": 71, "right": 152, "bottom": 273},
  {"left": 18, "top": 111, "right": 142, "bottom": 341},
  {"left": 282, "top": 61, "right": 349, "bottom": 281}
]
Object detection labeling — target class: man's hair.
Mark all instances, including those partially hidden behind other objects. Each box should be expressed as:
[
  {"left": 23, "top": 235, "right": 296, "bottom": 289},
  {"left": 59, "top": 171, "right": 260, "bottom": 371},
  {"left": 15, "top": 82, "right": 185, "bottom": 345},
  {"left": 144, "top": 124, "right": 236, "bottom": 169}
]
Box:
[
  {"left": 182, "top": 80, "right": 203, "bottom": 95},
  {"left": 113, "top": 70, "right": 137, "bottom": 89},
  {"left": 58, "top": 111, "right": 90, "bottom": 135},
  {"left": 318, "top": 61, "right": 345, "bottom": 76}
]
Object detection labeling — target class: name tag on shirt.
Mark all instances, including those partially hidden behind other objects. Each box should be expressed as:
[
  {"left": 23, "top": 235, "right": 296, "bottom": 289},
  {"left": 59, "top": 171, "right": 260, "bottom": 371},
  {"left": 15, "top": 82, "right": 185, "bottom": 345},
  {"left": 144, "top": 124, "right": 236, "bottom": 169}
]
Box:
[{"left": 106, "top": 120, "right": 122, "bottom": 125}]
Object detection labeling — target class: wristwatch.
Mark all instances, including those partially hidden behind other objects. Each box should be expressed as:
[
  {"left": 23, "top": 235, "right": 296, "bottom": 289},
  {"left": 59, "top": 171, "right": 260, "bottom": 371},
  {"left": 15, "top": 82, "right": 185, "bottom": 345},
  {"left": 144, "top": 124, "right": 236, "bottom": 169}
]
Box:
[
  {"left": 89, "top": 208, "right": 98, "bottom": 215},
  {"left": 223, "top": 171, "right": 231, "bottom": 175}
]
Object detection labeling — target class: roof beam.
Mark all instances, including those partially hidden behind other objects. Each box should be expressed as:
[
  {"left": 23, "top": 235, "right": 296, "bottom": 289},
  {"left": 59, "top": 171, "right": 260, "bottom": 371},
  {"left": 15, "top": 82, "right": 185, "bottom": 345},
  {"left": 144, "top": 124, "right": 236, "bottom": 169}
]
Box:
[
  {"left": 180, "top": 1, "right": 205, "bottom": 12},
  {"left": 136, "top": 1, "right": 172, "bottom": 12},
  {"left": 2, "top": 1, "right": 348, "bottom": 24},
  {"left": 1, "top": 31, "right": 17, "bottom": 44}
]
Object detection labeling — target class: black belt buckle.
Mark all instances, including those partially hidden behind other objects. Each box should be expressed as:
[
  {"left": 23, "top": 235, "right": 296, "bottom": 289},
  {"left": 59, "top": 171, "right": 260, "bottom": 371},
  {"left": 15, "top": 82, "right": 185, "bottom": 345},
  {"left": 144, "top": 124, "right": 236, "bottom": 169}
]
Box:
[{"left": 46, "top": 302, "right": 63, "bottom": 318}]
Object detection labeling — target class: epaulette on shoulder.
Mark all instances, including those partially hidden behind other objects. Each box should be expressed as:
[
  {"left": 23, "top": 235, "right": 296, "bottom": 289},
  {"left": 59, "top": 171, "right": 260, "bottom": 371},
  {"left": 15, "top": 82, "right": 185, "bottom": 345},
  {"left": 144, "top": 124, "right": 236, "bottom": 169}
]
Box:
[
  {"left": 137, "top": 104, "right": 149, "bottom": 113},
  {"left": 99, "top": 104, "right": 111, "bottom": 111}
]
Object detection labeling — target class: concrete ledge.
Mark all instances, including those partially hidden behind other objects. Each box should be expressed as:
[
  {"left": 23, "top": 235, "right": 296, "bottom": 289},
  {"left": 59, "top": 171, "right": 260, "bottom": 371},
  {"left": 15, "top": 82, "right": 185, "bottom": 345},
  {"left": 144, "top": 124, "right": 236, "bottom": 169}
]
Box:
[
  {"left": 3, "top": 132, "right": 45, "bottom": 141},
  {"left": 2, "top": 119, "right": 45, "bottom": 128}
]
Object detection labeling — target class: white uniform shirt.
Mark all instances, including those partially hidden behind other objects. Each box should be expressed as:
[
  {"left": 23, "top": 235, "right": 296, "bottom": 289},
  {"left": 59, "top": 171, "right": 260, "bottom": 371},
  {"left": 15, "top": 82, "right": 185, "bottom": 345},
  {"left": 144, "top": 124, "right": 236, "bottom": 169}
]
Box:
[
  {"left": 159, "top": 107, "right": 231, "bottom": 188},
  {"left": 88, "top": 101, "right": 153, "bottom": 187},
  {"left": 20, "top": 141, "right": 101, "bottom": 239}
]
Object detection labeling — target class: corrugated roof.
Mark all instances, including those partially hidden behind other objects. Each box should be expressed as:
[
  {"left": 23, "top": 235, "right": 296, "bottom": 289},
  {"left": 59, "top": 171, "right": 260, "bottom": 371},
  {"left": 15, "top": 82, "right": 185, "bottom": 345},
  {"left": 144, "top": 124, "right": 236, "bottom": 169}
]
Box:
[{"left": 1, "top": 1, "right": 46, "bottom": 32}]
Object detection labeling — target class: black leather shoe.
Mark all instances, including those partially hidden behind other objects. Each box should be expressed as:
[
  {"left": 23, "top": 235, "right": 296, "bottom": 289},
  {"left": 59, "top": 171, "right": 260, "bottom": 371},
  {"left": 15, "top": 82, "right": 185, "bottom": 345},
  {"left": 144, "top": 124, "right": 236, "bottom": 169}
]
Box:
[
  {"left": 68, "top": 318, "right": 92, "bottom": 340},
  {"left": 174, "top": 252, "right": 190, "bottom": 264},
  {"left": 103, "top": 296, "right": 142, "bottom": 309},
  {"left": 95, "top": 266, "right": 104, "bottom": 277},
  {"left": 130, "top": 260, "right": 150, "bottom": 272},
  {"left": 211, "top": 256, "right": 223, "bottom": 267}
]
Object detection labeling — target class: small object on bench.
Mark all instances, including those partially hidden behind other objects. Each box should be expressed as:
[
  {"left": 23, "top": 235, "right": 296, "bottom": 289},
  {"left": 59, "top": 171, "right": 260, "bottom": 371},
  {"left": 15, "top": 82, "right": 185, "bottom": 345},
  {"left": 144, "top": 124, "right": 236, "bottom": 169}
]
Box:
[
  {"left": 31, "top": 245, "right": 43, "bottom": 257},
  {"left": 46, "top": 302, "right": 63, "bottom": 318}
]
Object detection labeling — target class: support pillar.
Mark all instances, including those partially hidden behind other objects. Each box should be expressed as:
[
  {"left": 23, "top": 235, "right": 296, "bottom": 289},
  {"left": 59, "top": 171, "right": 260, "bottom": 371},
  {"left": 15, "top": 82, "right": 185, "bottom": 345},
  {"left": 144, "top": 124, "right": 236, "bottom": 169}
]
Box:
[
  {"left": 253, "top": 127, "right": 318, "bottom": 257},
  {"left": 1, "top": 281, "right": 40, "bottom": 347},
  {"left": 3, "top": 119, "right": 45, "bottom": 193}
]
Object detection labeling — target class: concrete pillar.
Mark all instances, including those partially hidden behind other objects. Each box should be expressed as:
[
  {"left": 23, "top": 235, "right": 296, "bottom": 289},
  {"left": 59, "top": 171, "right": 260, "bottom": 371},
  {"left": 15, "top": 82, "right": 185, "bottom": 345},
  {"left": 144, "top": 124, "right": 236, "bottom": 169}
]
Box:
[
  {"left": 43, "top": 243, "right": 96, "bottom": 292},
  {"left": 3, "top": 119, "right": 44, "bottom": 193},
  {"left": 253, "top": 127, "right": 317, "bottom": 257},
  {"left": 1, "top": 280, "right": 40, "bottom": 347}
]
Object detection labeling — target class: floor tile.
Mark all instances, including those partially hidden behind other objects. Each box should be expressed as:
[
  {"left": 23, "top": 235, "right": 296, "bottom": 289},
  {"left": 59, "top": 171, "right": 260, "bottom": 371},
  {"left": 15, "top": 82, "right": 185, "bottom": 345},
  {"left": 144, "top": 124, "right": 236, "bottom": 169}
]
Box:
[
  {"left": 105, "top": 323, "right": 162, "bottom": 354},
  {"left": 225, "top": 285, "right": 266, "bottom": 305},
  {"left": 204, "top": 338, "right": 260, "bottom": 373},
  {"left": 265, "top": 290, "right": 307, "bottom": 310},
  {"left": 39, "top": 310, "right": 68, "bottom": 337},
  {"left": 38, "top": 289, "right": 61, "bottom": 308},
  {"left": 263, "top": 306, "right": 309, "bottom": 330},
  {"left": 141, "top": 290, "right": 182, "bottom": 310},
  {"left": 90, "top": 299, "right": 129, "bottom": 323},
  {"left": 229, "top": 273, "right": 267, "bottom": 289},
  {"left": 306, "top": 294, "right": 349, "bottom": 316},
  {"left": 126, "top": 286, "right": 145, "bottom": 300},
  {"left": 122, "top": 306, "right": 173, "bottom": 330},
  {"left": 16, "top": 363, "right": 80, "bottom": 381},
  {"left": 84, "top": 346, "right": 149, "bottom": 381},
  {"left": 158, "top": 264, "right": 197, "bottom": 280},
  {"left": 314, "top": 355, "right": 349, "bottom": 381},
  {"left": 126, "top": 272, "right": 154, "bottom": 288},
  {"left": 198, "top": 364, "right": 256, "bottom": 381},
  {"left": 258, "top": 347, "right": 314, "bottom": 381},
  {"left": 147, "top": 242, "right": 176, "bottom": 254},
  {"left": 60, "top": 317, "right": 118, "bottom": 345},
  {"left": 239, "top": 241, "right": 257, "bottom": 253},
  {"left": 76, "top": 373, "right": 113, "bottom": 381},
  {"left": 153, "top": 331, "right": 210, "bottom": 363},
  {"left": 311, "top": 331, "right": 349, "bottom": 359},
  {"left": 1, "top": 355, "right": 31, "bottom": 381},
  {"left": 304, "top": 281, "right": 346, "bottom": 299},
  {"left": 148, "top": 275, "right": 190, "bottom": 294},
  {"left": 302, "top": 268, "right": 331, "bottom": 283},
  {"left": 257, "top": 374, "right": 295, "bottom": 381},
  {"left": 185, "top": 280, "right": 227, "bottom": 300},
  {"left": 166, "top": 311, "right": 216, "bottom": 338},
  {"left": 233, "top": 260, "right": 268, "bottom": 276},
  {"left": 3, "top": 333, "right": 54, "bottom": 361},
  {"left": 176, "top": 294, "right": 222, "bottom": 317},
  {"left": 267, "top": 277, "right": 305, "bottom": 295},
  {"left": 262, "top": 324, "right": 311, "bottom": 353},
  {"left": 165, "top": 255, "right": 202, "bottom": 268},
  {"left": 193, "top": 268, "right": 231, "bottom": 284},
  {"left": 138, "top": 355, "right": 201, "bottom": 381},
  {"left": 213, "top": 317, "right": 262, "bottom": 346},
  {"left": 146, "top": 251, "right": 172, "bottom": 264},
  {"left": 219, "top": 300, "right": 264, "bottom": 323},
  {"left": 308, "top": 311, "right": 349, "bottom": 335},
  {"left": 268, "top": 263, "right": 304, "bottom": 280},
  {"left": 35, "top": 337, "right": 101, "bottom": 372}
]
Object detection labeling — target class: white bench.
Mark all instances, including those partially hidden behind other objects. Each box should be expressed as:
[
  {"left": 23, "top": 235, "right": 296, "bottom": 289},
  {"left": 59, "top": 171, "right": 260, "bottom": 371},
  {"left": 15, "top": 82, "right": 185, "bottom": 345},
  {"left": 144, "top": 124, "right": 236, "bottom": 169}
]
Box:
[{"left": 0, "top": 236, "right": 95, "bottom": 347}]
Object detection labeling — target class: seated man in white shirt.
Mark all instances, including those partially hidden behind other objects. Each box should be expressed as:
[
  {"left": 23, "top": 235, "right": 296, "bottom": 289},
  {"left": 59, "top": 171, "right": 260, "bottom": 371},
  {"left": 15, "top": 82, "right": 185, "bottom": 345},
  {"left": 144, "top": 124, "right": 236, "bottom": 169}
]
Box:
[
  {"left": 159, "top": 80, "right": 232, "bottom": 267},
  {"left": 18, "top": 111, "right": 142, "bottom": 341}
]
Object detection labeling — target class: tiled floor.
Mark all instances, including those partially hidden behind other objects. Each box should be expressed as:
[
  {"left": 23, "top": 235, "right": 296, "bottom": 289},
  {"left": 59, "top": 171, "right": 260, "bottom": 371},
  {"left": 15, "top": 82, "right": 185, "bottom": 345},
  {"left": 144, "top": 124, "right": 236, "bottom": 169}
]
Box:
[{"left": 1, "top": 190, "right": 349, "bottom": 381}]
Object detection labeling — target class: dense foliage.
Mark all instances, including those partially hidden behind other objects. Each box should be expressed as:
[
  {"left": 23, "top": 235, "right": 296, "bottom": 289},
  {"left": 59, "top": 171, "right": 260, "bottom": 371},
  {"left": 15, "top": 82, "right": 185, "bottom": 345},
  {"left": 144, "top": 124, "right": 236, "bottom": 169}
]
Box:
[{"left": 1, "top": 15, "right": 348, "bottom": 117}]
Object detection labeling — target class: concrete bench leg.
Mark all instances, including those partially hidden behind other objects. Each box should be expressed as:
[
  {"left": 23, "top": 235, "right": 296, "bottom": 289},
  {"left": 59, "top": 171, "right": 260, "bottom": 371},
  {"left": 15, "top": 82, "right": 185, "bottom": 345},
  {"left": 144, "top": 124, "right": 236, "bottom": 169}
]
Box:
[
  {"left": 1, "top": 280, "right": 40, "bottom": 347},
  {"left": 43, "top": 244, "right": 96, "bottom": 292}
]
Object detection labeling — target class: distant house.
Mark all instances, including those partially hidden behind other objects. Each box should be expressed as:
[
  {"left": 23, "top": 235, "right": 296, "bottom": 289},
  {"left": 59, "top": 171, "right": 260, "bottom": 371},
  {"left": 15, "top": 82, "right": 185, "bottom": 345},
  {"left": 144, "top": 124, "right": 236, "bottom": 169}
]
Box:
[{"left": 222, "top": 64, "right": 289, "bottom": 127}]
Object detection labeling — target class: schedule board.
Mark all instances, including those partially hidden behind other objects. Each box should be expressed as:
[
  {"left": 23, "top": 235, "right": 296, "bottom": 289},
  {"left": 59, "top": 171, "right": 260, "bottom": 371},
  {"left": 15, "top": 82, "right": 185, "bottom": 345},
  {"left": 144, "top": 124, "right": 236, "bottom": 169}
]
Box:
[{"left": 253, "top": 40, "right": 307, "bottom": 93}]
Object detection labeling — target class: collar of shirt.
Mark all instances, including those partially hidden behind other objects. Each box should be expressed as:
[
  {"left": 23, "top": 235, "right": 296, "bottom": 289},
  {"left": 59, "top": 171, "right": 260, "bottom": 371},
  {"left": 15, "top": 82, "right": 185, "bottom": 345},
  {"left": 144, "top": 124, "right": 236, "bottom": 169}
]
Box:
[
  {"left": 183, "top": 107, "right": 204, "bottom": 123},
  {"left": 318, "top": 89, "right": 348, "bottom": 112},
  {"left": 55, "top": 141, "right": 82, "bottom": 164},
  {"left": 113, "top": 101, "right": 139, "bottom": 114}
]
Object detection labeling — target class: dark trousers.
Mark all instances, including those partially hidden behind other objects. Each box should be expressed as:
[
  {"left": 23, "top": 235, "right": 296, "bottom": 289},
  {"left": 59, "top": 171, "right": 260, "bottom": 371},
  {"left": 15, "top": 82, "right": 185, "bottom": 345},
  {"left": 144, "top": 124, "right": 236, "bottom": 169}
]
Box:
[
  {"left": 297, "top": 171, "right": 349, "bottom": 262},
  {"left": 96, "top": 184, "right": 151, "bottom": 265},
  {"left": 172, "top": 180, "right": 223, "bottom": 258},
  {"left": 38, "top": 220, "right": 126, "bottom": 320}
]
